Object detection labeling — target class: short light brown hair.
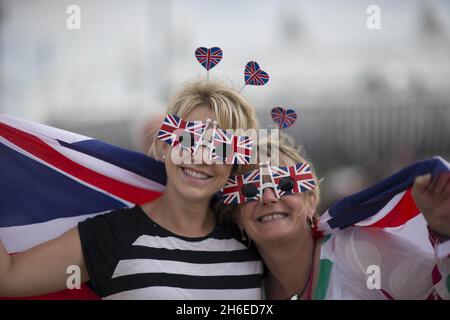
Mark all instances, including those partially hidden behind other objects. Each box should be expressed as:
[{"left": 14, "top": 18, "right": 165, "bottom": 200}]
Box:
[{"left": 149, "top": 78, "right": 259, "bottom": 160}]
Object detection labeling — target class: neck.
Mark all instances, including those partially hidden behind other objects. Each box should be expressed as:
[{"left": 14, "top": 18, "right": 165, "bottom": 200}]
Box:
[
  {"left": 258, "top": 229, "right": 315, "bottom": 299},
  {"left": 142, "top": 184, "right": 215, "bottom": 237}
]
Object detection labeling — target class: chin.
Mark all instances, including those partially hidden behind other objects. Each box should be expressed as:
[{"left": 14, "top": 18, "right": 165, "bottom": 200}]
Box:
[
  {"left": 254, "top": 222, "right": 297, "bottom": 243},
  {"left": 179, "top": 188, "right": 212, "bottom": 201},
  {"left": 261, "top": 229, "right": 292, "bottom": 243}
]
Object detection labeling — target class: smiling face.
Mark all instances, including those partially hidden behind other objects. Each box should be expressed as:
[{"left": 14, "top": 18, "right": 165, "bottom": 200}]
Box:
[
  {"left": 162, "top": 105, "right": 233, "bottom": 202},
  {"left": 236, "top": 158, "right": 317, "bottom": 245}
]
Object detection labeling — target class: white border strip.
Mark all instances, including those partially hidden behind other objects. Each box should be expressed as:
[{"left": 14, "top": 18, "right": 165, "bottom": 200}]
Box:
[
  {"left": 132, "top": 235, "right": 247, "bottom": 252},
  {"left": 0, "top": 211, "right": 106, "bottom": 253},
  {"left": 111, "top": 259, "right": 262, "bottom": 279},
  {"left": 0, "top": 114, "right": 90, "bottom": 143},
  {"left": 104, "top": 287, "right": 261, "bottom": 300}
]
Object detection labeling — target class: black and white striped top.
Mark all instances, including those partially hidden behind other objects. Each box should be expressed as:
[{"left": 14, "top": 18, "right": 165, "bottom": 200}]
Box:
[{"left": 78, "top": 206, "right": 263, "bottom": 299}]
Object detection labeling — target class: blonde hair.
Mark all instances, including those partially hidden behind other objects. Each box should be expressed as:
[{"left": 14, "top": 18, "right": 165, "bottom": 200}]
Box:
[
  {"left": 149, "top": 78, "right": 259, "bottom": 160},
  {"left": 219, "top": 132, "right": 321, "bottom": 222}
]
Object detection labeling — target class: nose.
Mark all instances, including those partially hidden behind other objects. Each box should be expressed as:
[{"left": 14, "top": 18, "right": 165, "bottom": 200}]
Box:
[{"left": 261, "top": 187, "right": 278, "bottom": 205}]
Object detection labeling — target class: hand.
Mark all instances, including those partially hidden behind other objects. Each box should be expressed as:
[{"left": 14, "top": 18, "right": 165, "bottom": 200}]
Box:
[{"left": 412, "top": 173, "right": 450, "bottom": 238}]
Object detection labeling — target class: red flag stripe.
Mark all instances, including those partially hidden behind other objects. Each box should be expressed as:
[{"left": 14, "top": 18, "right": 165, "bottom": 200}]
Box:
[
  {"left": 370, "top": 189, "right": 420, "bottom": 228},
  {"left": 0, "top": 122, "right": 162, "bottom": 205}
]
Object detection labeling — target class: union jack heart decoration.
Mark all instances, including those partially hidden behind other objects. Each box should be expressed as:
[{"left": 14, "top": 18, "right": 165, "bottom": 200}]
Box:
[
  {"left": 244, "top": 61, "right": 270, "bottom": 86},
  {"left": 271, "top": 107, "right": 297, "bottom": 129},
  {"left": 195, "top": 47, "right": 223, "bottom": 71}
]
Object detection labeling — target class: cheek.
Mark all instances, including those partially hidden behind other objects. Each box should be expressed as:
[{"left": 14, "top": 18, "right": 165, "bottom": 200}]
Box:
[
  {"left": 282, "top": 194, "right": 305, "bottom": 214},
  {"left": 238, "top": 202, "right": 257, "bottom": 225},
  {"left": 214, "top": 165, "right": 233, "bottom": 181}
]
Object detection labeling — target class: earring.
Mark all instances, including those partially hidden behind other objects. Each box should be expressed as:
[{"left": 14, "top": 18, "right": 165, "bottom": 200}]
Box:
[
  {"left": 307, "top": 215, "right": 315, "bottom": 230},
  {"left": 240, "top": 228, "right": 247, "bottom": 241},
  {"left": 162, "top": 154, "right": 166, "bottom": 161},
  {"left": 307, "top": 215, "right": 322, "bottom": 239}
]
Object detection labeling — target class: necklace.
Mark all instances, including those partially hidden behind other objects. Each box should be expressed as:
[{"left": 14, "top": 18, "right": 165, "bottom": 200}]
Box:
[{"left": 288, "top": 238, "right": 316, "bottom": 300}]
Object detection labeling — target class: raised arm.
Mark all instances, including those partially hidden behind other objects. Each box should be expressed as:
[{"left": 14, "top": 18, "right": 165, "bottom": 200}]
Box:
[
  {"left": 412, "top": 172, "right": 450, "bottom": 299},
  {"left": 0, "top": 226, "right": 89, "bottom": 297}
]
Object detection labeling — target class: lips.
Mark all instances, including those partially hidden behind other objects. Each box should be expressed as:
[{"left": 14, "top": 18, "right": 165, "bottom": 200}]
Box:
[
  {"left": 256, "top": 212, "right": 289, "bottom": 223},
  {"left": 180, "top": 166, "right": 212, "bottom": 180}
]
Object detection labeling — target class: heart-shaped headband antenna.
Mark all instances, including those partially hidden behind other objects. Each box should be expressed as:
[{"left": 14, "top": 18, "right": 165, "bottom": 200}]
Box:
[
  {"left": 239, "top": 61, "right": 270, "bottom": 92},
  {"left": 195, "top": 47, "right": 223, "bottom": 80},
  {"left": 271, "top": 107, "right": 298, "bottom": 130}
]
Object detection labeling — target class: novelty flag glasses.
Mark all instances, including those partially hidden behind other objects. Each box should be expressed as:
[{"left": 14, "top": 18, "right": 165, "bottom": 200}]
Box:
[
  {"left": 157, "top": 114, "right": 254, "bottom": 165},
  {"left": 221, "top": 162, "right": 316, "bottom": 205}
]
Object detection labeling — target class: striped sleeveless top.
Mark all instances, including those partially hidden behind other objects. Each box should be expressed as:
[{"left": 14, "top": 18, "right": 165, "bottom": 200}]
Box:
[{"left": 78, "top": 206, "right": 263, "bottom": 299}]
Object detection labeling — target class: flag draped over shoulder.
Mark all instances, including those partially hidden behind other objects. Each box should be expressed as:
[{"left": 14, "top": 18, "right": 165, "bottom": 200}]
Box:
[
  {"left": 0, "top": 114, "right": 166, "bottom": 299},
  {"left": 317, "top": 156, "right": 450, "bottom": 258},
  {"left": 1, "top": 114, "right": 449, "bottom": 299}
]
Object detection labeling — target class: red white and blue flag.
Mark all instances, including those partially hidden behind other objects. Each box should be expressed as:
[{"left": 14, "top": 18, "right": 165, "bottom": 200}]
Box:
[
  {"left": 244, "top": 61, "right": 269, "bottom": 86},
  {"left": 222, "top": 170, "right": 261, "bottom": 205},
  {"left": 271, "top": 107, "right": 297, "bottom": 129},
  {"left": 317, "top": 156, "right": 450, "bottom": 258},
  {"left": 212, "top": 128, "right": 253, "bottom": 165},
  {"left": 0, "top": 114, "right": 166, "bottom": 299},
  {"left": 270, "top": 163, "right": 316, "bottom": 196},
  {"left": 195, "top": 47, "right": 223, "bottom": 71},
  {"left": 157, "top": 114, "right": 206, "bottom": 152}
]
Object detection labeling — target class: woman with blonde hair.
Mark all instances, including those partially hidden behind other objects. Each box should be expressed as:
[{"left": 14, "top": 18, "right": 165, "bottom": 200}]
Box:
[
  {"left": 224, "top": 133, "right": 450, "bottom": 299},
  {"left": 0, "top": 79, "right": 264, "bottom": 299}
]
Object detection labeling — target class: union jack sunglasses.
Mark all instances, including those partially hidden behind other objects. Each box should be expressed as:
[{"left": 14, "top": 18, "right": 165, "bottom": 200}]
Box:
[
  {"left": 221, "top": 162, "right": 316, "bottom": 205},
  {"left": 157, "top": 114, "right": 254, "bottom": 165}
]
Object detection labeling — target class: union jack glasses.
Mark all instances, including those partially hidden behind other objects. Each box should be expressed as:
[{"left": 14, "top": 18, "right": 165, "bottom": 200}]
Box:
[
  {"left": 157, "top": 114, "right": 254, "bottom": 165},
  {"left": 221, "top": 162, "right": 316, "bottom": 205}
]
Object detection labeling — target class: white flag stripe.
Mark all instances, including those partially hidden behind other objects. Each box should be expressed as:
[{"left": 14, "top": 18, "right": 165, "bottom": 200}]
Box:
[
  {"left": 0, "top": 136, "right": 134, "bottom": 208},
  {"left": 355, "top": 191, "right": 406, "bottom": 227},
  {"left": 436, "top": 241, "right": 450, "bottom": 258},
  {"left": 317, "top": 211, "right": 332, "bottom": 232},
  {"left": 434, "top": 156, "right": 450, "bottom": 170},
  {"left": 0, "top": 114, "right": 91, "bottom": 144},
  {"left": 132, "top": 234, "right": 247, "bottom": 252},
  {"left": 48, "top": 139, "right": 165, "bottom": 193},
  {"left": 111, "top": 259, "right": 262, "bottom": 279},
  {"left": 0, "top": 212, "right": 104, "bottom": 253},
  {"left": 104, "top": 286, "right": 261, "bottom": 300}
]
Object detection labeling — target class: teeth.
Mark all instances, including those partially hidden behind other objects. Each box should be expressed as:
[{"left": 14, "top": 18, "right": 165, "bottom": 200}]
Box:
[
  {"left": 259, "top": 213, "right": 287, "bottom": 223},
  {"left": 183, "top": 168, "right": 210, "bottom": 180}
]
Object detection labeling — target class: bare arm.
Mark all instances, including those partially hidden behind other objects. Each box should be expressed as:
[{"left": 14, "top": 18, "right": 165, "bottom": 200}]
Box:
[{"left": 0, "top": 226, "right": 89, "bottom": 297}]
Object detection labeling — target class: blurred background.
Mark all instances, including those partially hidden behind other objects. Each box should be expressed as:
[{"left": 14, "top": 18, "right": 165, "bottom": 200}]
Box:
[{"left": 1, "top": 0, "right": 449, "bottom": 250}]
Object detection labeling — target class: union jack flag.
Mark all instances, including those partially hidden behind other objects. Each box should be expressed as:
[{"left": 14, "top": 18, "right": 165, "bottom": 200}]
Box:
[
  {"left": 157, "top": 114, "right": 206, "bottom": 152},
  {"left": 0, "top": 114, "right": 166, "bottom": 299},
  {"left": 195, "top": 47, "right": 223, "bottom": 71},
  {"left": 270, "top": 163, "right": 316, "bottom": 196},
  {"left": 222, "top": 169, "right": 261, "bottom": 204},
  {"left": 244, "top": 61, "right": 269, "bottom": 86},
  {"left": 212, "top": 128, "right": 253, "bottom": 165},
  {"left": 271, "top": 107, "right": 297, "bottom": 129}
]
